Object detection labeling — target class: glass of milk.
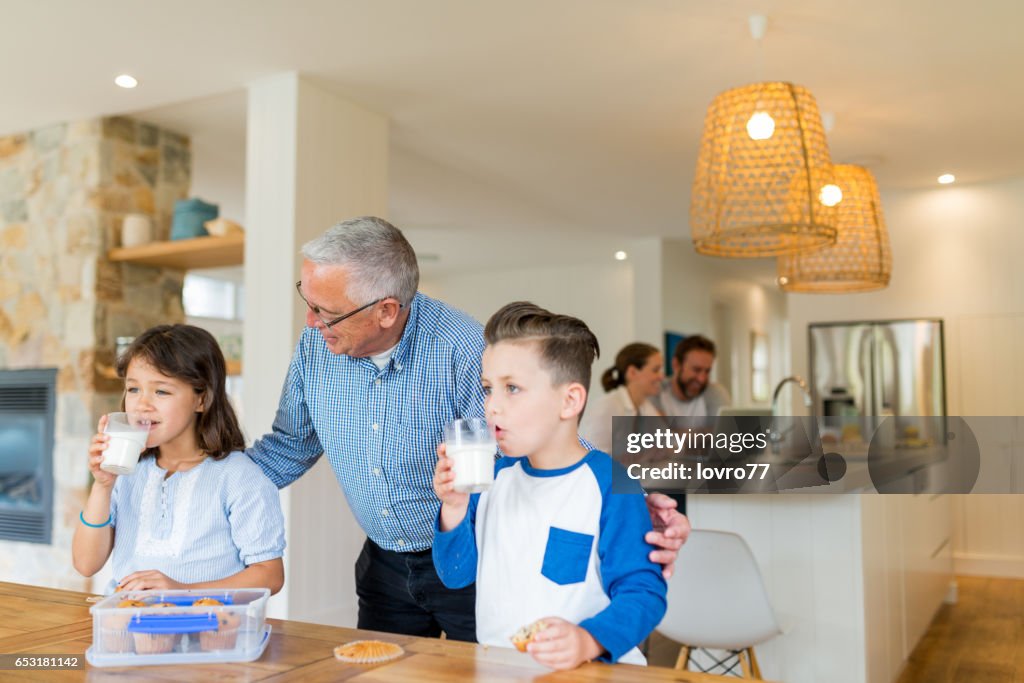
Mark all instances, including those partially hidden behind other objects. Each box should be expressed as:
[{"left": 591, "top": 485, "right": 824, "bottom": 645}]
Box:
[
  {"left": 444, "top": 418, "right": 497, "bottom": 493},
  {"left": 100, "top": 412, "right": 150, "bottom": 476}
]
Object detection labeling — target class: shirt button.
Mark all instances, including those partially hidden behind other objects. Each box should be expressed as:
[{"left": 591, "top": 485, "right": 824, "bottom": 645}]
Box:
[
  {"left": 381, "top": 509, "right": 389, "bottom": 517},
  {"left": 395, "top": 363, "right": 403, "bottom": 371},
  {"left": 375, "top": 379, "right": 381, "bottom": 386},
  {"left": 397, "top": 539, "right": 406, "bottom": 547},
  {"left": 372, "top": 423, "right": 379, "bottom": 431},
  {"left": 372, "top": 467, "right": 381, "bottom": 476}
]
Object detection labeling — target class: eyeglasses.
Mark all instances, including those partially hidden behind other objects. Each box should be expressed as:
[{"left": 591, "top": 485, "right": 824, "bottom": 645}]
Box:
[{"left": 295, "top": 281, "right": 387, "bottom": 329}]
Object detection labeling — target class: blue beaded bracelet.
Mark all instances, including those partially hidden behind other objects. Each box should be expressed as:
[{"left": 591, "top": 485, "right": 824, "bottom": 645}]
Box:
[{"left": 80, "top": 510, "right": 111, "bottom": 528}]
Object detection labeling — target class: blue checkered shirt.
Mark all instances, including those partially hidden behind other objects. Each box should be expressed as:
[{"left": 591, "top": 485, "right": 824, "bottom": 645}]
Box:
[{"left": 247, "top": 292, "right": 486, "bottom": 552}]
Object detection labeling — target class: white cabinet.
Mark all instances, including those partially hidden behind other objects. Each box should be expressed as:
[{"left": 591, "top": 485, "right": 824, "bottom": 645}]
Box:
[{"left": 687, "top": 493, "right": 952, "bottom": 683}]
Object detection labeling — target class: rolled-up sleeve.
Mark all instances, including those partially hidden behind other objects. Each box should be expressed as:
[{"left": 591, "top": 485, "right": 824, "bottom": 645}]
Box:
[{"left": 247, "top": 336, "right": 325, "bottom": 489}]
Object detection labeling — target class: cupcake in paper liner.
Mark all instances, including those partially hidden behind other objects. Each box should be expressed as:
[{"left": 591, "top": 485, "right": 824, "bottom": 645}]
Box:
[
  {"left": 333, "top": 640, "right": 405, "bottom": 664},
  {"left": 132, "top": 602, "right": 180, "bottom": 655},
  {"left": 199, "top": 612, "right": 241, "bottom": 651},
  {"left": 99, "top": 599, "right": 147, "bottom": 653}
]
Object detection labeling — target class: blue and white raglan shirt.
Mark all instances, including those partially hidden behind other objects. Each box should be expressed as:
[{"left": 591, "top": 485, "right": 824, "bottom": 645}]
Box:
[{"left": 432, "top": 450, "right": 667, "bottom": 664}]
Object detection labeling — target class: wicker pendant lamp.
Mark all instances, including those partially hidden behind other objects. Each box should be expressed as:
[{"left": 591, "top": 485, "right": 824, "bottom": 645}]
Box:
[
  {"left": 777, "top": 164, "right": 892, "bottom": 292},
  {"left": 690, "top": 80, "right": 840, "bottom": 257}
]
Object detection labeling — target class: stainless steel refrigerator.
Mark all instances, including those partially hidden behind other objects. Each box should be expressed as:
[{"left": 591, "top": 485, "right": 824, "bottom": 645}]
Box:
[{"left": 808, "top": 319, "right": 946, "bottom": 430}]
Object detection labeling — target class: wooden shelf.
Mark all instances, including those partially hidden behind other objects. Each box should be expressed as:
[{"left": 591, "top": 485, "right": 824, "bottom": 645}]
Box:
[
  {"left": 96, "top": 359, "right": 243, "bottom": 379},
  {"left": 107, "top": 233, "right": 244, "bottom": 269}
]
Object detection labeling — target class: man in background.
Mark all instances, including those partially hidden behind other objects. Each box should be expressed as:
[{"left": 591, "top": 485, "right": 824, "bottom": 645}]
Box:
[{"left": 655, "top": 335, "right": 731, "bottom": 418}]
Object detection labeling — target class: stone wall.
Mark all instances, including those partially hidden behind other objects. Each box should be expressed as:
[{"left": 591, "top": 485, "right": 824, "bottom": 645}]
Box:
[{"left": 0, "top": 117, "right": 189, "bottom": 589}]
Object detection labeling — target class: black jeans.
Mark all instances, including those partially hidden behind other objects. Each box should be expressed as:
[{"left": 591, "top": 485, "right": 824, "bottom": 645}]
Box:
[{"left": 355, "top": 538, "right": 477, "bottom": 641}]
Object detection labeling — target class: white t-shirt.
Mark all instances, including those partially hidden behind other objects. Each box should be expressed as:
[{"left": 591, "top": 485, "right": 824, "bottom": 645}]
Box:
[{"left": 579, "top": 385, "right": 661, "bottom": 453}]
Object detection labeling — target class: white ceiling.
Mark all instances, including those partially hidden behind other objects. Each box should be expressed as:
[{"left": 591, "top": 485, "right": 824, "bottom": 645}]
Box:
[{"left": 3, "top": 0, "right": 1023, "bottom": 257}]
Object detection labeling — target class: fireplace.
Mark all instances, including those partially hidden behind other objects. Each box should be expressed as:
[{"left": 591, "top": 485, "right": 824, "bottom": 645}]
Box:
[{"left": 0, "top": 369, "right": 56, "bottom": 544}]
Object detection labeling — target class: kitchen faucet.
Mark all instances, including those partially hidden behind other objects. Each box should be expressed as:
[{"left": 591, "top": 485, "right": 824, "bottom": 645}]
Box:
[
  {"left": 771, "top": 375, "right": 813, "bottom": 415},
  {"left": 769, "top": 376, "right": 813, "bottom": 454}
]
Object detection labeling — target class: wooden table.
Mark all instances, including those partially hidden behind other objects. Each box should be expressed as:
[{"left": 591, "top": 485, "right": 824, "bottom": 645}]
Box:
[{"left": 0, "top": 581, "right": 764, "bottom": 681}]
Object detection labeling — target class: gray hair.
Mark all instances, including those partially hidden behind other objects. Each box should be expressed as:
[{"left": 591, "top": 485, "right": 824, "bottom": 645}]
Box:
[{"left": 301, "top": 216, "right": 419, "bottom": 307}]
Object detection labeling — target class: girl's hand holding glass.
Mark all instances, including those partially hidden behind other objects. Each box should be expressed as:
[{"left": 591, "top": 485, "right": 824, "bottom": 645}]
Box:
[{"left": 87, "top": 415, "right": 117, "bottom": 489}]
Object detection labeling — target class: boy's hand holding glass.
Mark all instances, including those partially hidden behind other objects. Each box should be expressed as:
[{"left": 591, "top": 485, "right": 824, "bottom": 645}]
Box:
[
  {"left": 525, "top": 616, "right": 603, "bottom": 670},
  {"left": 434, "top": 444, "right": 470, "bottom": 530}
]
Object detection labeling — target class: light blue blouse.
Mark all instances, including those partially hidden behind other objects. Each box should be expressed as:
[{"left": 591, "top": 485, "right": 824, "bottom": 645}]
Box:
[{"left": 106, "top": 451, "right": 285, "bottom": 594}]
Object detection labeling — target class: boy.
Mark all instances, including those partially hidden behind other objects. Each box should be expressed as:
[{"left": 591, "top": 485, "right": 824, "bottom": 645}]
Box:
[{"left": 432, "top": 302, "right": 667, "bottom": 670}]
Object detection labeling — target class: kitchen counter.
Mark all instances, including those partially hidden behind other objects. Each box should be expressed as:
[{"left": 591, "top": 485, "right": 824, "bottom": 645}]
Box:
[
  {"left": 0, "top": 581, "right": 765, "bottom": 682},
  {"left": 686, "top": 491, "right": 952, "bottom": 683}
]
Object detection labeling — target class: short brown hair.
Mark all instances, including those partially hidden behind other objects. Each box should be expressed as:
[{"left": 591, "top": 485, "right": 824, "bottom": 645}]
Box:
[
  {"left": 673, "top": 334, "right": 716, "bottom": 365},
  {"left": 484, "top": 302, "right": 600, "bottom": 389},
  {"left": 116, "top": 324, "right": 244, "bottom": 460}
]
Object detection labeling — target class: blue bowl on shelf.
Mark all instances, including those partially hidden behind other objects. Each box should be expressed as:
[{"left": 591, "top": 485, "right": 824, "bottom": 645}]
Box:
[{"left": 171, "top": 198, "right": 219, "bottom": 240}]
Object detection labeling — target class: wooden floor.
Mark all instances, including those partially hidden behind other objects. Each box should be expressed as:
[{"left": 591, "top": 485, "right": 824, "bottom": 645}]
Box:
[
  {"left": 897, "top": 575, "right": 1024, "bottom": 683},
  {"left": 649, "top": 576, "right": 1024, "bottom": 682}
]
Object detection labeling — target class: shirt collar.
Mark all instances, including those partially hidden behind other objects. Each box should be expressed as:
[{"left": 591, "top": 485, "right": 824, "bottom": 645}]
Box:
[{"left": 389, "top": 292, "right": 423, "bottom": 371}]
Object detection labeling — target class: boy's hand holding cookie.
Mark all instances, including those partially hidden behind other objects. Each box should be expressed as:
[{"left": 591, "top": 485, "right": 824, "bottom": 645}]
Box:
[
  {"left": 433, "top": 443, "right": 469, "bottom": 531},
  {"left": 525, "top": 616, "right": 603, "bottom": 670}
]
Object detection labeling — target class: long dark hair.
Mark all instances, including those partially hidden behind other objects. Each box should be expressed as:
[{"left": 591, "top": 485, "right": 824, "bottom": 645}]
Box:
[
  {"left": 601, "top": 342, "right": 659, "bottom": 392},
  {"left": 115, "top": 324, "right": 244, "bottom": 460}
]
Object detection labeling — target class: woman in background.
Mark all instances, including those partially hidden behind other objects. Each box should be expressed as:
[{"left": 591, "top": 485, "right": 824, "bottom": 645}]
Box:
[{"left": 580, "top": 342, "right": 664, "bottom": 452}]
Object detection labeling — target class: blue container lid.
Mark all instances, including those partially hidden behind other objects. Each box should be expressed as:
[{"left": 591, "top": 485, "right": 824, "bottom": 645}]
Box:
[{"left": 126, "top": 613, "right": 219, "bottom": 634}]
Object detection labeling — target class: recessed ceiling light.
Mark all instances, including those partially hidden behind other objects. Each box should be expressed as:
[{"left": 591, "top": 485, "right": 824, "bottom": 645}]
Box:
[
  {"left": 614, "top": 251, "right": 628, "bottom": 261},
  {"left": 115, "top": 74, "right": 138, "bottom": 89},
  {"left": 937, "top": 173, "right": 955, "bottom": 185}
]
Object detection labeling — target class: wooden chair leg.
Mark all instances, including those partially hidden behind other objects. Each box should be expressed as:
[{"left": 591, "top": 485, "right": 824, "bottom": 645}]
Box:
[
  {"left": 747, "top": 647, "right": 763, "bottom": 677},
  {"left": 674, "top": 645, "right": 691, "bottom": 670},
  {"left": 739, "top": 649, "right": 753, "bottom": 678}
]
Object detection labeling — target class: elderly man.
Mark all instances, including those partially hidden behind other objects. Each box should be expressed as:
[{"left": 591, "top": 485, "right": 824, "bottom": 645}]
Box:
[
  {"left": 655, "top": 335, "right": 731, "bottom": 418},
  {"left": 248, "top": 216, "right": 689, "bottom": 641}
]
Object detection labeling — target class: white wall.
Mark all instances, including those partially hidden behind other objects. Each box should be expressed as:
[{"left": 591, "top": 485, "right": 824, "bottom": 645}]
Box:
[
  {"left": 420, "top": 259, "right": 635, "bottom": 398},
  {"left": 786, "top": 174, "right": 1024, "bottom": 577},
  {"left": 711, "top": 282, "right": 789, "bottom": 408},
  {"left": 660, "top": 238, "right": 788, "bottom": 407},
  {"left": 418, "top": 234, "right": 791, "bottom": 410}
]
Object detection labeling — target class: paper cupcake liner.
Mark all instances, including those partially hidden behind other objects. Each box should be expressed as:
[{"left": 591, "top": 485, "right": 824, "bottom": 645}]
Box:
[
  {"left": 100, "top": 627, "right": 135, "bottom": 654},
  {"left": 333, "top": 640, "right": 405, "bottom": 664},
  {"left": 199, "top": 626, "right": 239, "bottom": 652},
  {"left": 132, "top": 633, "right": 178, "bottom": 654}
]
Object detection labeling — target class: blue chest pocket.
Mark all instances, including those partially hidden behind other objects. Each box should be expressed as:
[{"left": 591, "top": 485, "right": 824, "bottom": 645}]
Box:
[{"left": 541, "top": 527, "right": 594, "bottom": 585}]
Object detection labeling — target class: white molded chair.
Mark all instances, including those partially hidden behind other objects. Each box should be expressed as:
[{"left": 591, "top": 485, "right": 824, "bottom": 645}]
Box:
[{"left": 657, "top": 529, "right": 781, "bottom": 678}]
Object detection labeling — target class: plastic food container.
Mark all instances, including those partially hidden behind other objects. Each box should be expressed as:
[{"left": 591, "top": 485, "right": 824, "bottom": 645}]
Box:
[{"left": 85, "top": 588, "right": 271, "bottom": 667}]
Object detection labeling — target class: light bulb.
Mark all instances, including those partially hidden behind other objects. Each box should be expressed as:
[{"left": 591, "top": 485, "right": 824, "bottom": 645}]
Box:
[
  {"left": 115, "top": 74, "right": 138, "bottom": 89},
  {"left": 819, "top": 184, "right": 843, "bottom": 207},
  {"left": 614, "top": 251, "right": 628, "bottom": 261},
  {"left": 746, "top": 111, "right": 775, "bottom": 140},
  {"left": 937, "top": 174, "right": 955, "bottom": 185}
]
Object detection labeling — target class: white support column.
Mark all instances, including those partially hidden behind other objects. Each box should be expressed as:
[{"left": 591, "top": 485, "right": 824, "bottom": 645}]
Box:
[{"left": 243, "top": 72, "right": 388, "bottom": 624}]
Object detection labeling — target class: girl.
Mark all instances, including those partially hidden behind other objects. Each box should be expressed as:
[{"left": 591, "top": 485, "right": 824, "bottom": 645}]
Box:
[
  {"left": 72, "top": 324, "right": 285, "bottom": 594},
  {"left": 579, "top": 342, "right": 664, "bottom": 452}
]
